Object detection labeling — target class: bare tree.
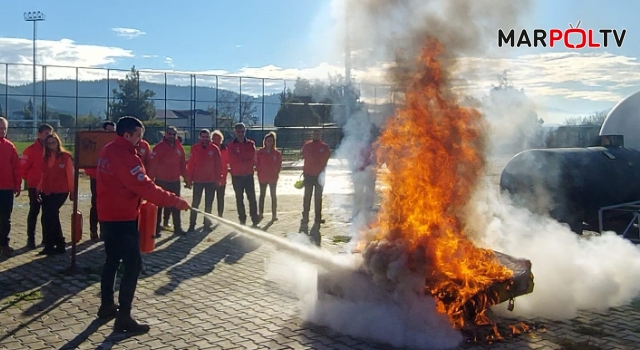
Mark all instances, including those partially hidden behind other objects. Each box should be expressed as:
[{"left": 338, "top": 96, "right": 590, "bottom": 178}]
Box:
[{"left": 565, "top": 110, "right": 608, "bottom": 126}]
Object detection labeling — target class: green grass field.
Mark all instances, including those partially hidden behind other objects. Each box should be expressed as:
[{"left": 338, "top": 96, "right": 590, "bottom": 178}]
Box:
[
  {"left": 13, "top": 141, "right": 301, "bottom": 162},
  {"left": 12, "top": 141, "right": 192, "bottom": 157}
]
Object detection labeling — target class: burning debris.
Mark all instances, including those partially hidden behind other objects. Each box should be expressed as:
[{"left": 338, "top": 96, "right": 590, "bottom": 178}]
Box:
[{"left": 346, "top": 37, "right": 535, "bottom": 339}]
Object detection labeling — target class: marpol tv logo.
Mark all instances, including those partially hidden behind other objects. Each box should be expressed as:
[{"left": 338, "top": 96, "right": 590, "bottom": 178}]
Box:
[{"left": 498, "top": 21, "right": 627, "bottom": 49}]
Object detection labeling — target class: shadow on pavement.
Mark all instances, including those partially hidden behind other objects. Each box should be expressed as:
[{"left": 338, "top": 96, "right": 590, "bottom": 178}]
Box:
[{"left": 154, "top": 231, "right": 261, "bottom": 295}]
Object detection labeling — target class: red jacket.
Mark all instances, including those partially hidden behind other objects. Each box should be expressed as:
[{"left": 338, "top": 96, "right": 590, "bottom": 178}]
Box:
[
  {"left": 20, "top": 140, "right": 45, "bottom": 188},
  {"left": 96, "top": 136, "right": 183, "bottom": 222},
  {"left": 0, "top": 138, "right": 21, "bottom": 191},
  {"left": 137, "top": 139, "right": 151, "bottom": 169},
  {"left": 302, "top": 140, "right": 331, "bottom": 176},
  {"left": 86, "top": 168, "right": 97, "bottom": 179},
  {"left": 256, "top": 147, "right": 282, "bottom": 184},
  {"left": 218, "top": 144, "right": 229, "bottom": 184},
  {"left": 147, "top": 138, "right": 186, "bottom": 182},
  {"left": 186, "top": 142, "right": 222, "bottom": 185},
  {"left": 228, "top": 138, "right": 256, "bottom": 176},
  {"left": 38, "top": 152, "right": 74, "bottom": 194}
]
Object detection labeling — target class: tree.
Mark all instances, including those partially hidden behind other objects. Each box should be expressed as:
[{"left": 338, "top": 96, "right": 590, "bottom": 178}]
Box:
[
  {"left": 273, "top": 97, "right": 321, "bottom": 127},
  {"left": 565, "top": 110, "right": 608, "bottom": 126},
  {"left": 109, "top": 66, "right": 156, "bottom": 121},
  {"left": 20, "top": 99, "right": 35, "bottom": 120},
  {"left": 58, "top": 114, "right": 75, "bottom": 128},
  {"left": 481, "top": 70, "right": 544, "bottom": 153},
  {"left": 77, "top": 111, "right": 103, "bottom": 128},
  {"left": 273, "top": 75, "right": 359, "bottom": 127},
  {"left": 212, "top": 90, "right": 257, "bottom": 125}
]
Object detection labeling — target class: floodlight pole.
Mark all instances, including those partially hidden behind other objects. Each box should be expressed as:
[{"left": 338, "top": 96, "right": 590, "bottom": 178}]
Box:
[{"left": 24, "top": 11, "right": 45, "bottom": 128}]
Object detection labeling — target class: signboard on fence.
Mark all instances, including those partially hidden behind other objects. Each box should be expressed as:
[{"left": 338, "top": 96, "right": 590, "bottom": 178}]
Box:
[{"left": 75, "top": 131, "right": 117, "bottom": 168}]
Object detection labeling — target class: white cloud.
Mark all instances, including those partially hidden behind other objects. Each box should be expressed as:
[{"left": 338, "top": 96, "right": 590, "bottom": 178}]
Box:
[
  {"left": 0, "top": 37, "right": 133, "bottom": 82},
  {"left": 111, "top": 27, "right": 146, "bottom": 39},
  {"left": 0, "top": 35, "right": 638, "bottom": 121}
]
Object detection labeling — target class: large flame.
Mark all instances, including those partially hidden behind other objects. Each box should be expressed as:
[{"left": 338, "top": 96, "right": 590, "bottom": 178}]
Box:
[{"left": 369, "top": 38, "right": 513, "bottom": 329}]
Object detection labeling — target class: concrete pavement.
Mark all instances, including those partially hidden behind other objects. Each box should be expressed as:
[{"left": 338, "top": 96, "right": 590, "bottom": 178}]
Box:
[{"left": 0, "top": 167, "right": 639, "bottom": 349}]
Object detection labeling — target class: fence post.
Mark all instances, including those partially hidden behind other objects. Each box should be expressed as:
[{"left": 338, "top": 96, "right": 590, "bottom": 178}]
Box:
[
  {"left": 106, "top": 69, "right": 110, "bottom": 121},
  {"left": 215, "top": 76, "right": 218, "bottom": 129}
]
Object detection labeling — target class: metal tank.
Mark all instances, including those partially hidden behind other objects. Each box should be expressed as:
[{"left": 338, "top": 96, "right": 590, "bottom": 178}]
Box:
[{"left": 499, "top": 142, "right": 640, "bottom": 234}]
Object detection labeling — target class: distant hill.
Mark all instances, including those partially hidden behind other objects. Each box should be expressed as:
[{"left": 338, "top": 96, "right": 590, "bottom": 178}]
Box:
[{"left": 0, "top": 79, "right": 281, "bottom": 126}]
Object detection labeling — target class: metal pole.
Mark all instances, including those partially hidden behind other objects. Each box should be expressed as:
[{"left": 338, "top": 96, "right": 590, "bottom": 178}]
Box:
[
  {"left": 4, "top": 64, "right": 7, "bottom": 118},
  {"left": 164, "top": 73, "right": 167, "bottom": 129},
  {"left": 106, "top": 69, "right": 110, "bottom": 120},
  {"left": 215, "top": 76, "right": 219, "bottom": 129},
  {"left": 261, "top": 79, "right": 265, "bottom": 130},
  {"left": 24, "top": 11, "right": 45, "bottom": 134},
  {"left": 344, "top": 6, "right": 351, "bottom": 122},
  {"left": 33, "top": 20, "right": 36, "bottom": 121},
  {"left": 42, "top": 66, "right": 46, "bottom": 123},
  {"left": 239, "top": 77, "right": 242, "bottom": 124}
]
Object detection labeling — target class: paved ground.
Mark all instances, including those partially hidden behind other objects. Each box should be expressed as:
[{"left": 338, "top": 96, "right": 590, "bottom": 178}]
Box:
[{"left": 1, "top": 165, "right": 640, "bottom": 350}]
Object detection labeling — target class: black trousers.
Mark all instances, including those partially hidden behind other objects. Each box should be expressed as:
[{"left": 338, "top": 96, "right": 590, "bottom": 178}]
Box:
[
  {"left": 302, "top": 174, "right": 323, "bottom": 224},
  {"left": 100, "top": 220, "right": 142, "bottom": 315},
  {"left": 189, "top": 182, "right": 215, "bottom": 227},
  {"left": 41, "top": 193, "right": 68, "bottom": 251},
  {"left": 90, "top": 178, "right": 99, "bottom": 234},
  {"left": 259, "top": 182, "right": 277, "bottom": 217},
  {"left": 0, "top": 190, "right": 14, "bottom": 246},
  {"left": 27, "top": 188, "right": 42, "bottom": 242},
  {"left": 155, "top": 179, "right": 181, "bottom": 232},
  {"left": 213, "top": 184, "right": 226, "bottom": 217},
  {"left": 231, "top": 175, "right": 258, "bottom": 224}
]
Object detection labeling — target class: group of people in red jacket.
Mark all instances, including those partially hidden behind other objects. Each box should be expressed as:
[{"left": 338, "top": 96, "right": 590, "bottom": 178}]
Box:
[
  {"left": 0, "top": 119, "right": 79, "bottom": 257},
  {"left": 0, "top": 115, "right": 332, "bottom": 333}
]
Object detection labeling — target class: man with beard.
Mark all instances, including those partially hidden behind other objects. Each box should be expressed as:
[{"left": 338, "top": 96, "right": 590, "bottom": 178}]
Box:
[{"left": 148, "top": 126, "right": 187, "bottom": 236}]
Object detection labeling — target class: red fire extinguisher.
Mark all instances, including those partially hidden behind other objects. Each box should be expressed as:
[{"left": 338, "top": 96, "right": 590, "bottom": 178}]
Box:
[
  {"left": 71, "top": 210, "right": 83, "bottom": 243},
  {"left": 138, "top": 200, "right": 157, "bottom": 253}
]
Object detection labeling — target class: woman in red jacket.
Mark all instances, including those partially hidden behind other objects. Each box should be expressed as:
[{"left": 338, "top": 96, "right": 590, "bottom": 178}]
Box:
[
  {"left": 37, "top": 133, "right": 74, "bottom": 256},
  {"left": 256, "top": 132, "right": 282, "bottom": 221},
  {"left": 212, "top": 130, "right": 228, "bottom": 217}
]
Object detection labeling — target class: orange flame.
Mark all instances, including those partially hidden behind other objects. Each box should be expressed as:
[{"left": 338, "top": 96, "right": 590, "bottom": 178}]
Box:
[{"left": 371, "top": 37, "right": 513, "bottom": 329}]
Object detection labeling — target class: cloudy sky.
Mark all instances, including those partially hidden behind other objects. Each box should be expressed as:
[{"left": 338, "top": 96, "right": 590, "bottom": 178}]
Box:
[{"left": 1, "top": 0, "right": 638, "bottom": 124}]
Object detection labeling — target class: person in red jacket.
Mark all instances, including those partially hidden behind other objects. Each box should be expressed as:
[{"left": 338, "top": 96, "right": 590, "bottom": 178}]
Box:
[
  {"left": 0, "top": 117, "right": 21, "bottom": 257},
  {"left": 300, "top": 129, "right": 331, "bottom": 231},
  {"left": 147, "top": 126, "right": 187, "bottom": 236},
  {"left": 228, "top": 123, "right": 260, "bottom": 226},
  {"left": 136, "top": 138, "right": 151, "bottom": 170},
  {"left": 86, "top": 121, "right": 116, "bottom": 241},
  {"left": 185, "top": 129, "right": 221, "bottom": 232},
  {"left": 212, "top": 130, "right": 228, "bottom": 217},
  {"left": 36, "top": 133, "right": 74, "bottom": 256},
  {"left": 96, "top": 116, "right": 190, "bottom": 334},
  {"left": 20, "top": 123, "right": 54, "bottom": 249},
  {"left": 256, "top": 132, "right": 282, "bottom": 221}
]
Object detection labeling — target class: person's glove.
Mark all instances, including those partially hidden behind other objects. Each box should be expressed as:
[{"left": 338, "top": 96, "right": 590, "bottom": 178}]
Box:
[{"left": 175, "top": 197, "right": 191, "bottom": 211}]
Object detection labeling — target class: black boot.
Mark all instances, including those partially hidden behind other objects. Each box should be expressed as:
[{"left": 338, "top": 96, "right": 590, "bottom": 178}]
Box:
[
  {"left": 26, "top": 238, "right": 36, "bottom": 250},
  {"left": 97, "top": 303, "right": 119, "bottom": 319},
  {"left": 113, "top": 313, "right": 150, "bottom": 334}
]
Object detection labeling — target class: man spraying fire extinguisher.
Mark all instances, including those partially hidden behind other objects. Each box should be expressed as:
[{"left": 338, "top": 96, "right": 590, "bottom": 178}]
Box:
[{"left": 95, "top": 116, "right": 190, "bottom": 335}]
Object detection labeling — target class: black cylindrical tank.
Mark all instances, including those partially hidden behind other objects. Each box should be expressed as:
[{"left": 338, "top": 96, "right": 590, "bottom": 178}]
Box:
[{"left": 499, "top": 146, "right": 640, "bottom": 233}]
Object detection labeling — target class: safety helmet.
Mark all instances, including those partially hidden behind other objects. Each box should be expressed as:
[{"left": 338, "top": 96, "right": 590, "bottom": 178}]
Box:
[{"left": 294, "top": 180, "right": 304, "bottom": 189}]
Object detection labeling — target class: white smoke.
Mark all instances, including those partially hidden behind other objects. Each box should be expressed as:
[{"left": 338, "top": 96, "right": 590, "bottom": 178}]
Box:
[
  {"left": 464, "top": 179, "right": 640, "bottom": 320},
  {"left": 265, "top": 233, "right": 464, "bottom": 350}
]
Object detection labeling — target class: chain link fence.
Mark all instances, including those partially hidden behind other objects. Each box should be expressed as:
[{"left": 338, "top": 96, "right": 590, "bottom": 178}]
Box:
[{"left": 0, "top": 63, "right": 394, "bottom": 154}]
